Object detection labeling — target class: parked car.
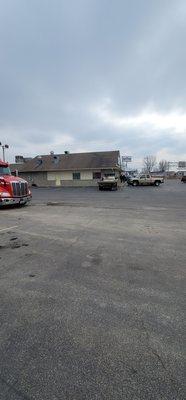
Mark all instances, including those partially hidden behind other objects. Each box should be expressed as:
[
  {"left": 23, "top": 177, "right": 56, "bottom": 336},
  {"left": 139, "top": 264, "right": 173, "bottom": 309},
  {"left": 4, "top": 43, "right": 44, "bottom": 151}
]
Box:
[{"left": 127, "top": 174, "right": 164, "bottom": 187}]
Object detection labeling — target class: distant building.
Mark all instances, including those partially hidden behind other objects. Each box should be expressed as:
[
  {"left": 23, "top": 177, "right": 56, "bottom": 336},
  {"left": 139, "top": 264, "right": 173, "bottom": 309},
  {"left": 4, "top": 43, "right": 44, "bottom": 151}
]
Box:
[
  {"left": 10, "top": 156, "right": 33, "bottom": 173},
  {"left": 167, "top": 161, "right": 186, "bottom": 176},
  {"left": 11, "top": 151, "right": 122, "bottom": 187},
  {"left": 15, "top": 155, "right": 33, "bottom": 164}
]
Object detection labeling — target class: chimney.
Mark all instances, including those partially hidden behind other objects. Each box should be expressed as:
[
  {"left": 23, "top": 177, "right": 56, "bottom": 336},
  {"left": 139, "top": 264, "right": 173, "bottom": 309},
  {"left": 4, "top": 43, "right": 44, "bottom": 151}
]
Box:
[{"left": 15, "top": 155, "right": 24, "bottom": 164}]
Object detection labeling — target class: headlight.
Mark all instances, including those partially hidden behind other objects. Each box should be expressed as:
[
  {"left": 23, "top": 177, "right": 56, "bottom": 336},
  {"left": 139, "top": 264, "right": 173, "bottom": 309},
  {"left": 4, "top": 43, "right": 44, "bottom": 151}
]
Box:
[{"left": 0, "top": 192, "right": 11, "bottom": 197}]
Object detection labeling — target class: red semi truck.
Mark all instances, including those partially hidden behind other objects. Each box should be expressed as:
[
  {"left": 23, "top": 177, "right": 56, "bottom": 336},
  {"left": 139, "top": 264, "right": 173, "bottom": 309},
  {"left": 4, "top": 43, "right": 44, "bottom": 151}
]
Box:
[{"left": 0, "top": 160, "right": 31, "bottom": 206}]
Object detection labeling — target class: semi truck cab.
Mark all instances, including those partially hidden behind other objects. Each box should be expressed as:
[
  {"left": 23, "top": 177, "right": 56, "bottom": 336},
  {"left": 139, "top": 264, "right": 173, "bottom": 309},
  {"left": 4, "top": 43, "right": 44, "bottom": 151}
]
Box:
[{"left": 0, "top": 160, "right": 31, "bottom": 206}]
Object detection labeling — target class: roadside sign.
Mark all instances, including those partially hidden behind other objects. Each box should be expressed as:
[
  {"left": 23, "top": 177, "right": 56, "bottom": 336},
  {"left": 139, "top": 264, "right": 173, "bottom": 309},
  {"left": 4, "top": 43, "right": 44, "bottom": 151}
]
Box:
[{"left": 122, "top": 156, "right": 132, "bottom": 163}]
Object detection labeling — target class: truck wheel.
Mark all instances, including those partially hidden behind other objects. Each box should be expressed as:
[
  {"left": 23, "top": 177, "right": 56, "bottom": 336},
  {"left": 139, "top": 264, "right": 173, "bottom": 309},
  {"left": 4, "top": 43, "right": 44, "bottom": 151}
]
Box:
[
  {"left": 154, "top": 180, "right": 160, "bottom": 186},
  {"left": 133, "top": 181, "right": 139, "bottom": 186}
]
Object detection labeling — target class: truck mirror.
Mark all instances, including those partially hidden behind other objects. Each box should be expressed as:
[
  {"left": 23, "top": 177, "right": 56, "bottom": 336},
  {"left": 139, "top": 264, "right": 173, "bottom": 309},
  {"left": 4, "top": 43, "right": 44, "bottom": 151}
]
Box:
[{"left": 12, "top": 170, "right": 18, "bottom": 177}]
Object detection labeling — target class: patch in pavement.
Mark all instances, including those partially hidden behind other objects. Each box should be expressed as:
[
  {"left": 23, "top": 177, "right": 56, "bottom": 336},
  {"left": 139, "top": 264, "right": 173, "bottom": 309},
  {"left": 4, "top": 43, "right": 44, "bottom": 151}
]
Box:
[{"left": 0, "top": 235, "right": 29, "bottom": 250}]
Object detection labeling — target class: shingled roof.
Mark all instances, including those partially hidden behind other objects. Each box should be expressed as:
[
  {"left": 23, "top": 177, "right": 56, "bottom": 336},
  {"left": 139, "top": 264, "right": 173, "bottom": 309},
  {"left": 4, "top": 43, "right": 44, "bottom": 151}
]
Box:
[
  {"left": 9, "top": 163, "right": 25, "bottom": 172},
  {"left": 17, "top": 151, "right": 120, "bottom": 172}
]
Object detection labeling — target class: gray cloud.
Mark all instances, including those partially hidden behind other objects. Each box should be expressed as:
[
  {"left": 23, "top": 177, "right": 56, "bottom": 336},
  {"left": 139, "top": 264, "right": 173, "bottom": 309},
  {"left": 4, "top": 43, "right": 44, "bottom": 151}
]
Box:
[{"left": 0, "top": 0, "right": 186, "bottom": 166}]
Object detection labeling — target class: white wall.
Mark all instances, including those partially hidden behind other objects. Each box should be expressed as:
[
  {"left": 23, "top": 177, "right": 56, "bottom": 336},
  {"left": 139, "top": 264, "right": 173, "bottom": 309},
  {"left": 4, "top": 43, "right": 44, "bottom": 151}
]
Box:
[
  {"left": 80, "top": 171, "right": 93, "bottom": 180},
  {"left": 47, "top": 170, "right": 94, "bottom": 185},
  {"left": 61, "top": 171, "right": 73, "bottom": 180},
  {"left": 47, "top": 172, "right": 61, "bottom": 186}
]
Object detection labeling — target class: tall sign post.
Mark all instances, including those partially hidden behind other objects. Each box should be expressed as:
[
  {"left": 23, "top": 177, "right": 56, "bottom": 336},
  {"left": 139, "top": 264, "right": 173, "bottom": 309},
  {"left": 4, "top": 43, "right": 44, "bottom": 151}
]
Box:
[
  {"left": 0, "top": 143, "right": 9, "bottom": 162},
  {"left": 122, "top": 156, "right": 132, "bottom": 170}
]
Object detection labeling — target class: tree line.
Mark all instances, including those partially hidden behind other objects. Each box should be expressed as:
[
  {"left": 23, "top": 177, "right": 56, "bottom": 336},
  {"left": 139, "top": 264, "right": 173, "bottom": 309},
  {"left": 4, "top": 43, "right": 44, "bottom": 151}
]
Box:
[{"left": 143, "top": 156, "right": 168, "bottom": 173}]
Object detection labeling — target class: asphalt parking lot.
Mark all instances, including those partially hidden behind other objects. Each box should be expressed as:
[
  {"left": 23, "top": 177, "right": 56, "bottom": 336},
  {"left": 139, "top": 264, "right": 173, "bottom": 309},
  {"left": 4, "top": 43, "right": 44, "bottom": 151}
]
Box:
[{"left": 0, "top": 180, "right": 185, "bottom": 399}]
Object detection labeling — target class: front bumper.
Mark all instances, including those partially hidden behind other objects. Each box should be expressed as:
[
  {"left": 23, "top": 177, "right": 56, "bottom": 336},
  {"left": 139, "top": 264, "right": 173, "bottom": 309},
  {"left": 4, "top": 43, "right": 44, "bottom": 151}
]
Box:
[
  {"left": 98, "top": 182, "right": 118, "bottom": 190},
  {"left": 0, "top": 195, "right": 31, "bottom": 206}
]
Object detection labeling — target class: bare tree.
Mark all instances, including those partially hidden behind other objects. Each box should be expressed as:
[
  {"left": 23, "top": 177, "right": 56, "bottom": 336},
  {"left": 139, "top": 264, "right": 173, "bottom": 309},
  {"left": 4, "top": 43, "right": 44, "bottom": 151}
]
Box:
[
  {"left": 143, "top": 155, "right": 157, "bottom": 173},
  {"left": 158, "top": 160, "right": 168, "bottom": 172}
]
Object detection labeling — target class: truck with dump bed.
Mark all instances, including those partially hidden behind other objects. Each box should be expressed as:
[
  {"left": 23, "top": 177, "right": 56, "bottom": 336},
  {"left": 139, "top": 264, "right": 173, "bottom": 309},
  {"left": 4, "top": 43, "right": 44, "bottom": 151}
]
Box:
[
  {"left": 98, "top": 176, "right": 119, "bottom": 191},
  {"left": 0, "top": 160, "right": 31, "bottom": 206}
]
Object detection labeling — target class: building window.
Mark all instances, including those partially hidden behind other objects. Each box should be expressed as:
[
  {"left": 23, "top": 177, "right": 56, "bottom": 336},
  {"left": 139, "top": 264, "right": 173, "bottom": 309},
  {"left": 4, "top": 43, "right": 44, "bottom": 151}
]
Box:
[
  {"left": 73, "top": 172, "right": 81, "bottom": 180},
  {"left": 93, "top": 172, "right": 101, "bottom": 179}
]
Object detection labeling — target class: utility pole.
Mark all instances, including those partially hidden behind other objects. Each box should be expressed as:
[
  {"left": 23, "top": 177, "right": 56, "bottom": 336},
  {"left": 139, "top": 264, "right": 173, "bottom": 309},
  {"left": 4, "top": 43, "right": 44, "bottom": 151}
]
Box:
[{"left": 0, "top": 142, "right": 9, "bottom": 161}]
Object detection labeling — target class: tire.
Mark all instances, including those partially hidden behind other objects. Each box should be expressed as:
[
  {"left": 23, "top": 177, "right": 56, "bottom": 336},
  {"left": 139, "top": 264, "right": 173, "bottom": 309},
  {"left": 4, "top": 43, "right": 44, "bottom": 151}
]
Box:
[
  {"left": 132, "top": 181, "right": 139, "bottom": 187},
  {"left": 17, "top": 203, "right": 27, "bottom": 207},
  {"left": 154, "top": 180, "right": 160, "bottom": 187}
]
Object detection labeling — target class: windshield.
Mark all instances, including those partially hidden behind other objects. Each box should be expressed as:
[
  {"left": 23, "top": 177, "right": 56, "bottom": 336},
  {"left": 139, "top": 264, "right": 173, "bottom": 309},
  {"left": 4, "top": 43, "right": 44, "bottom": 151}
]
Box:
[{"left": 0, "top": 167, "right": 11, "bottom": 175}]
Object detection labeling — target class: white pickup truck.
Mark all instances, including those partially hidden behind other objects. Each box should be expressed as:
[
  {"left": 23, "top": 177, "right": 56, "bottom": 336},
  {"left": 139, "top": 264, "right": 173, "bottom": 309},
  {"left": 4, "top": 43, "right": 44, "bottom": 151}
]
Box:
[{"left": 127, "top": 174, "right": 164, "bottom": 187}]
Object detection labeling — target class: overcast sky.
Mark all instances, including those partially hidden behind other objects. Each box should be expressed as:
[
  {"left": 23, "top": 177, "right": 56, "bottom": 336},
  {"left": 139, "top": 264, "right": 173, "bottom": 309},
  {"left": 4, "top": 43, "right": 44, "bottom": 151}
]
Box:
[{"left": 0, "top": 0, "right": 186, "bottom": 168}]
